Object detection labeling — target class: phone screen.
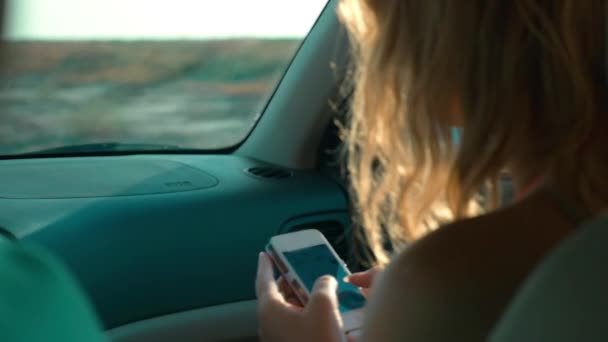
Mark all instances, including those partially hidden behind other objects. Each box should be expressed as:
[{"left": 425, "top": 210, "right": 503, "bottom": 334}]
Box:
[{"left": 283, "top": 244, "right": 366, "bottom": 313}]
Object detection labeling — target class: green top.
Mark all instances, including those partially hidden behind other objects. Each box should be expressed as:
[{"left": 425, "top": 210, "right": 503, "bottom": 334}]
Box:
[{"left": 0, "top": 238, "right": 106, "bottom": 342}]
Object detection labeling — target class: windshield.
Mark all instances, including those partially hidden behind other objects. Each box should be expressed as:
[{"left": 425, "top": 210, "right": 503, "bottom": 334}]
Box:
[{"left": 0, "top": 0, "right": 328, "bottom": 155}]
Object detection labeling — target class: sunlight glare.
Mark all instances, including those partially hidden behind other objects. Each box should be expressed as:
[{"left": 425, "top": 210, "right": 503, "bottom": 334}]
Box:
[{"left": 5, "top": 0, "right": 329, "bottom": 40}]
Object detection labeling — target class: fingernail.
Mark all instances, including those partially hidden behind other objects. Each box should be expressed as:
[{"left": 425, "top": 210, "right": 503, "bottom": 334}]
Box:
[
  {"left": 343, "top": 276, "right": 350, "bottom": 283},
  {"left": 319, "top": 275, "right": 337, "bottom": 285}
]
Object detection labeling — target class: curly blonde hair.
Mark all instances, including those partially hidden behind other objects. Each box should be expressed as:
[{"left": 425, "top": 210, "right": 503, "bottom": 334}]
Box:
[{"left": 339, "top": 0, "right": 607, "bottom": 264}]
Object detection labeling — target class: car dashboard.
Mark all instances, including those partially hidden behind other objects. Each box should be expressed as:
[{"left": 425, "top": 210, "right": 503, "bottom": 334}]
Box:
[{"left": 0, "top": 154, "right": 350, "bottom": 330}]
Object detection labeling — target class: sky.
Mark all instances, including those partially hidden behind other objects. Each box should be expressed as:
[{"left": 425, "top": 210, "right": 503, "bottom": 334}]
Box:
[{"left": 5, "top": 0, "right": 329, "bottom": 40}]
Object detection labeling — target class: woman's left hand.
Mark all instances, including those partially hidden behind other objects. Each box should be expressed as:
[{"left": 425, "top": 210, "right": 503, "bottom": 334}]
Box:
[{"left": 255, "top": 252, "right": 345, "bottom": 342}]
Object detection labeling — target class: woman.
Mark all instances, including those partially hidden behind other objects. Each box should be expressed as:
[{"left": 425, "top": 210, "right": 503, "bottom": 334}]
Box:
[{"left": 256, "top": 0, "right": 608, "bottom": 341}]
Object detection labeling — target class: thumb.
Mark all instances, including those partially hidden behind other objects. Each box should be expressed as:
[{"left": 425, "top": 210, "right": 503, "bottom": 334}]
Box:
[
  {"left": 308, "top": 276, "right": 345, "bottom": 341},
  {"left": 308, "top": 275, "right": 340, "bottom": 314}
]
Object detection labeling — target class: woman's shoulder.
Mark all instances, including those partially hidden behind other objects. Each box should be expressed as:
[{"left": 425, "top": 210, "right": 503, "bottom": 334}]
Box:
[
  {"left": 394, "top": 190, "right": 575, "bottom": 275},
  {"left": 362, "top": 196, "right": 574, "bottom": 341}
]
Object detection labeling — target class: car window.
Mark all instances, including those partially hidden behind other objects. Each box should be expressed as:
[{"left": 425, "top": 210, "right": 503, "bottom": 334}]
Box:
[{"left": 0, "top": 0, "right": 328, "bottom": 155}]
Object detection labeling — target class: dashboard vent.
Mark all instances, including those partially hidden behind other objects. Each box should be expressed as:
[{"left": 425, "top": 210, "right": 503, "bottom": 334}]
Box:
[{"left": 247, "top": 166, "right": 292, "bottom": 180}]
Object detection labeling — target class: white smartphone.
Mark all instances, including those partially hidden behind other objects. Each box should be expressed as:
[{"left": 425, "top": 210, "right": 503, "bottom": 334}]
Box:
[{"left": 266, "top": 229, "right": 366, "bottom": 335}]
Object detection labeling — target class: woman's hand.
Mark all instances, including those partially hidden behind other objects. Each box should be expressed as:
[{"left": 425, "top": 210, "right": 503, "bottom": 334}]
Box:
[
  {"left": 345, "top": 266, "right": 384, "bottom": 297},
  {"left": 255, "top": 252, "right": 345, "bottom": 342}
]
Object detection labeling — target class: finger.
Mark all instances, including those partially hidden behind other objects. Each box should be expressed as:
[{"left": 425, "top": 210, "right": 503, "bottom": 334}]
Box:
[
  {"left": 308, "top": 276, "right": 344, "bottom": 341},
  {"left": 278, "top": 276, "right": 294, "bottom": 298},
  {"left": 255, "top": 252, "right": 281, "bottom": 300},
  {"left": 286, "top": 296, "right": 304, "bottom": 309},
  {"left": 276, "top": 276, "right": 305, "bottom": 309},
  {"left": 345, "top": 272, "right": 371, "bottom": 288},
  {"left": 308, "top": 275, "right": 340, "bottom": 315},
  {"left": 256, "top": 259, "right": 300, "bottom": 330},
  {"left": 360, "top": 288, "right": 371, "bottom": 297},
  {"left": 345, "top": 266, "right": 382, "bottom": 288}
]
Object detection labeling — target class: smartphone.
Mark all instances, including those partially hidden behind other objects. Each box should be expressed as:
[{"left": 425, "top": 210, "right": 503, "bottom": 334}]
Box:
[{"left": 266, "top": 229, "right": 366, "bottom": 335}]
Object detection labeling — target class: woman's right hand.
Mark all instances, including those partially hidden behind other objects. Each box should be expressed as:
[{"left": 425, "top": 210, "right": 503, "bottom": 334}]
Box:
[{"left": 345, "top": 266, "right": 384, "bottom": 297}]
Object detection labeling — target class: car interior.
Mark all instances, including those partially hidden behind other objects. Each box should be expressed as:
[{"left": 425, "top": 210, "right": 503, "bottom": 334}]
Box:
[
  {"left": 1, "top": 0, "right": 607, "bottom": 341},
  {"left": 1, "top": 1, "right": 354, "bottom": 341}
]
